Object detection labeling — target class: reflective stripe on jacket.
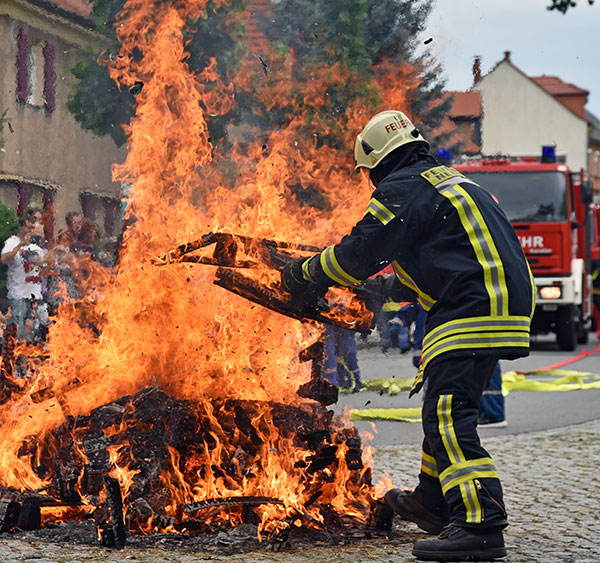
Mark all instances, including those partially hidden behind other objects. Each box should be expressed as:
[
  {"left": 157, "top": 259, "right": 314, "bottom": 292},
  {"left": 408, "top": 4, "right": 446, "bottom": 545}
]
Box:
[{"left": 306, "top": 161, "right": 535, "bottom": 392}]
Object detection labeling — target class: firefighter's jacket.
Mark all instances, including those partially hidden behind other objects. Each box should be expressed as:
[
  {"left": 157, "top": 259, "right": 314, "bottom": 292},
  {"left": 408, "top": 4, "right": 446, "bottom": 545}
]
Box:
[
  {"left": 592, "top": 259, "right": 600, "bottom": 298},
  {"left": 304, "top": 161, "right": 535, "bottom": 393}
]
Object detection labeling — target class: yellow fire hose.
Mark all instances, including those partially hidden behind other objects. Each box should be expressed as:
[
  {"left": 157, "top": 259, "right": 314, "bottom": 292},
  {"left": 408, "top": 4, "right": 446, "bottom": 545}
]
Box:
[{"left": 350, "top": 369, "right": 600, "bottom": 422}]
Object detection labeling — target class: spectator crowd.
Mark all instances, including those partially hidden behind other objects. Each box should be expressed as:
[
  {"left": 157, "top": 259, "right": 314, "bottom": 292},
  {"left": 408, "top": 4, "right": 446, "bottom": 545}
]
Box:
[{"left": 0, "top": 208, "right": 118, "bottom": 379}]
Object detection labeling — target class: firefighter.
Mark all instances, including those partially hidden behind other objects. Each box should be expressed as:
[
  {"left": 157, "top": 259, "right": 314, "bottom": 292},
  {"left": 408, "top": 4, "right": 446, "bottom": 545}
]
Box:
[
  {"left": 592, "top": 258, "right": 600, "bottom": 336},
  {"left": 281, "top": 110, "right": 535, "bottom": 561}
]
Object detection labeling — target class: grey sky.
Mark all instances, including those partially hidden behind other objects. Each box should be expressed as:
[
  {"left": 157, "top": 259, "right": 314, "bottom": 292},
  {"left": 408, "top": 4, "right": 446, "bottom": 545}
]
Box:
[{"left": 422, "top": 0, "right": 600, "bottom": 117}]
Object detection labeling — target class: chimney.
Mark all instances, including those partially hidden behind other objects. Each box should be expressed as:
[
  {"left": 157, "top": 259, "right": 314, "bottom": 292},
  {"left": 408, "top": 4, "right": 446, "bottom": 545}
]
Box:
[
  {"left": 503, "top": 50, "right": 511, "bottom": 62},
  {"left": 472, "top": 56, "right": 482, "bottom": 85}
]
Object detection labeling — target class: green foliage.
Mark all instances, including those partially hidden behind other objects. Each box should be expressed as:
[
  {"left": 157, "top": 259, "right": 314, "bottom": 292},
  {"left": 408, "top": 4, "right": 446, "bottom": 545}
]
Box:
[
  {"left": 0, "top": 201, "right": 19, "bottom": 296},
  {"left": 264, "top": 0, "right": 451, "bottom": 152},
  {"left": 68, "top": 51, "right": 133, "bottom": 146},
  {"left": 0, "top": 202, "right": 18, "bottom": 243},
  {"left": 67, "top": 0, "right": 247, "bottom": 146},
  {"left": 68, "top": 0, "right": 453, "bottom": 157},
  {"left": 311, "top": 0, "right": 371, "bottom": 75},
  {"left": 547, "top": 0, "right": 594, "bottom": 13},
  {"left": 365, "top": 0, "right": 431, "bottom": 63}
]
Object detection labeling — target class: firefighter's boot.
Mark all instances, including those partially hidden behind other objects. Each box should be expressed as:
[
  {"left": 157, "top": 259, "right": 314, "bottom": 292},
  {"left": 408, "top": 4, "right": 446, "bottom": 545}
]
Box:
[
  {"left": 412, "top": 523, "right": 507, "bottom": 561},
  {"left": 384, "top": 489, "right": 449, "bottom": 535}
]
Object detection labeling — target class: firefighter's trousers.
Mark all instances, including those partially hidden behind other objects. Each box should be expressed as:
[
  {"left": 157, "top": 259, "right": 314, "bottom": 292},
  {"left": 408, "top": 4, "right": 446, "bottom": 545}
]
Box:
[{"left": 413, "top": 354, "right": 508, "bottom": 529}]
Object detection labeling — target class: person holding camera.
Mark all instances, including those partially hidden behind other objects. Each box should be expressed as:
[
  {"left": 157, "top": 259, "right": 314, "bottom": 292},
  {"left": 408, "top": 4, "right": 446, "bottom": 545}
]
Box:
[{"left": 1, "top": 217, "right": 45, "bottom": 343}]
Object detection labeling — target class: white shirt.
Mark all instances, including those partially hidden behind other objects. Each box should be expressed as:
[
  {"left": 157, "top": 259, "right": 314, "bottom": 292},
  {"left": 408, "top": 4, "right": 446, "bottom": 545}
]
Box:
[{"left": 2, "top": 235, "right": 43, "bottom": 300}]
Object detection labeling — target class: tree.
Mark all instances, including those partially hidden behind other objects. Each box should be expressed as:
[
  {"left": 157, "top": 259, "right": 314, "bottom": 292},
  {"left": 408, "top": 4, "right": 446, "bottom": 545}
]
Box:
[
  {"left": 364, "top": 0, "right": 454, "bottom": 152},
  {"left": 547, "top": 0, "right": 595, "bottom": 13},
  {"left": 67, "top": 0, "right": 247, "bottom": 146},
  {"left": 263, "top": 0, "right": 453, "bottom": 152}
]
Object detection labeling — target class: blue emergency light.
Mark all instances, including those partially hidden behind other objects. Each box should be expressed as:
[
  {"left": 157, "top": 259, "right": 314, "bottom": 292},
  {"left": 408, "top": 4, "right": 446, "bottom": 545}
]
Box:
[
  {"left": 437, "top": 149, "right": 452, "bottom": 162},
  {"left": 541, "top": 145, "right": 556, "bottom": 163}
]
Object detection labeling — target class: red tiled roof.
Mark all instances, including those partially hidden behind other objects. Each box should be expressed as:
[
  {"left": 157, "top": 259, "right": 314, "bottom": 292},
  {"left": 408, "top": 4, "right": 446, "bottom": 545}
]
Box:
[
  {"left": 531, "top": 75, "right": 589, "bottom": 97},
  {"left": 433, "top": 92, "right": 481, "bottom": 155},
  {"left": 50, "top": 0, "right": 92, "bottom": 18},
  {"left": 448, "top": 91, "right": 481, "bottom": 119}
]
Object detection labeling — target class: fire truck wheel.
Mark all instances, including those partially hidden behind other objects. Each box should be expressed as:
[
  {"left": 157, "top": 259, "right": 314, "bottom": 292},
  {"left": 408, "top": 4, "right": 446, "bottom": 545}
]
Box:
[
  {"left": 576, "top": 307, "right": 589, "bottom": 344},
  {"left": 556, "top": 305, "right": 577, "bottom": 351}
]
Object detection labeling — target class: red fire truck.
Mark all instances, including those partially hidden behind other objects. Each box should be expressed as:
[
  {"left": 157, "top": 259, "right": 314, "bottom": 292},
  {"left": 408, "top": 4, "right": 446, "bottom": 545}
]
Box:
[{"left": 456, "top": 154, "right": 597, "bottom": 350}]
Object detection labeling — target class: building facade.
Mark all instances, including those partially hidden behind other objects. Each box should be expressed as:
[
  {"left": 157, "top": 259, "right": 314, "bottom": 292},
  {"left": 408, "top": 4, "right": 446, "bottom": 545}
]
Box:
[
  {"left": 0, "top": 0, "right": 124, "bottom": 241},
  {"left": 472, "top": 52, "right": 589, "bottom": 171}
]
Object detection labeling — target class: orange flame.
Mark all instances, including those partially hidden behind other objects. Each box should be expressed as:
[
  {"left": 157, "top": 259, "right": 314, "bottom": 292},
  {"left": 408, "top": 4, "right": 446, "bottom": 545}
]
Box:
[{"left": 0, "top": 0, "right": 418, "bottom": 535}]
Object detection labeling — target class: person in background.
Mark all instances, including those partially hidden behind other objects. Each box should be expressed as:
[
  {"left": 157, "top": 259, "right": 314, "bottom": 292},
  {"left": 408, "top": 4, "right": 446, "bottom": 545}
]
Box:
[
  {"left": 477, "top": 363, "right": 507, "bottom": 427},
  {"left": 323, "top": 325, "right": 362, "bottom": 392},
  {"left": 1, "top": 218, "right": 45, "bottom": 343},
  {"left": 592, "top": 257, "right": 600, "bottom": 337},
  {"left": 77, "top": 218, "right": 100, "bottom": 258},
  {"left": 57, "top": 211, "right": 83, "bottom": 251},
  {"left": 24, "top": 207, "right": 51, "bottom": 343},
  {"left": 45, "top": 242, "right": 79, "bottom": 316}
]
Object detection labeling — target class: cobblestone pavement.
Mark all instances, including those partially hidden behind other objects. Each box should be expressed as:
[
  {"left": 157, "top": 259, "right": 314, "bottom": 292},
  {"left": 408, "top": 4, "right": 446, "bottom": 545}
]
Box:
[{"left": 0, "top": 419, "right": 598, "bottom": 562}]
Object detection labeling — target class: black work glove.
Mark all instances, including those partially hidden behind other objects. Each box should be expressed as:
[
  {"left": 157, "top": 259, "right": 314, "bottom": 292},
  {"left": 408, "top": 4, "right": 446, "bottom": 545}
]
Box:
[
  {"left": 281, "top": 258, "right": 329, "bottom": 313},
  {"left": 356, "top": 275, "right": 387, "bottom": 315},
  {"left": 357, "top": 275, "right": 418, "bottom": 315}
]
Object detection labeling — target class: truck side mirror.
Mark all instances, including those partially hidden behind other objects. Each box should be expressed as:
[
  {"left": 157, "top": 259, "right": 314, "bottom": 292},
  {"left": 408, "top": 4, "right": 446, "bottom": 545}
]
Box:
[{"left": 581, "top": 180, "right": 593, "bottom": 204}]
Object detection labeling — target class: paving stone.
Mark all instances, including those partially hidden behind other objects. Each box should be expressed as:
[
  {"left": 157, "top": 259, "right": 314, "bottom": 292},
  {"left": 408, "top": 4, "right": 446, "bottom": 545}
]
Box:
[{"left": 0, "top": 419, "right": 598, "bottom": 561}]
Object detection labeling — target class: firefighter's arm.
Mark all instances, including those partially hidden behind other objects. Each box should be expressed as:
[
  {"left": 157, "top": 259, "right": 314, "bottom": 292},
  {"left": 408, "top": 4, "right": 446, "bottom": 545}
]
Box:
[{"left": 302, "top": 192, "right": 412, "bottom": 288}]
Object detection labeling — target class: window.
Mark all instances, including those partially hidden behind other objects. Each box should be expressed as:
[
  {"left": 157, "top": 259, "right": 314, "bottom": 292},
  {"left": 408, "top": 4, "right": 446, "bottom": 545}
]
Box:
[
  {"left": 464, "top": 171, "right": 568, "bottom": 223},
  {"left": 27, "top": 42, "right": 45, "bottom": 107},
  {"left": 80, "top": 193, "right": 121, "bottom": 237},
  {"left": 16, "top": 27, "right": 56, "bottom": 111}
]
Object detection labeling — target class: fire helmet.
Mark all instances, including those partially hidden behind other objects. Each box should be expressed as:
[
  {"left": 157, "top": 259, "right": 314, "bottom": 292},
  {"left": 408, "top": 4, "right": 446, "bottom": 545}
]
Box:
[{"left": 354, "top": 110, "right": 429, "bottom": 170}]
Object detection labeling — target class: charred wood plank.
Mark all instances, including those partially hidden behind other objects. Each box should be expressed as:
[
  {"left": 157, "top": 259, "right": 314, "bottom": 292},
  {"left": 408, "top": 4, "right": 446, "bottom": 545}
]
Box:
[
  {"left": 297, "top": 378, "right": 338, "bottom": 407},
  {"left": 297, "top": 338, "right": 338, "bottom": 406},
  {"left": 20, "top": 493, "right": 82, "bottom": 508},
  {"left": 83, "top": 436, "right": 113, "bottom": 470},
  {"left": 100, "top": 475, "right": 126, "bottom": 548},
  {"left": 0, "top": 499, "right": 21, "bottom": 533},
  {"left": 18, "top": 500, "right": 41, "bottom": 531},
  {"left": 214, "top": 268, "right": 371, "bottom": 333},
  {"left": 82, "top": 465, "right": 105, "bottom": 496},
  {"left": 182, "top": 496, "right": 284, "bottom": 515}
]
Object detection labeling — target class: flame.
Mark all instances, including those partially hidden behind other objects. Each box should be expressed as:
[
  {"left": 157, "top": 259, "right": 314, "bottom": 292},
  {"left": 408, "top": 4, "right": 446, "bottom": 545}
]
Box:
[{"left": 0, "top": 0, "right": 418, "bottom": 536}]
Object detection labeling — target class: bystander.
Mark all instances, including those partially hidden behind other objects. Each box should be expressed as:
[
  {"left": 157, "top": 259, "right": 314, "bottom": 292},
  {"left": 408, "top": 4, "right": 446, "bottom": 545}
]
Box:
[{"left": 0, "top": 218, "right": 45, "bottom": 343}]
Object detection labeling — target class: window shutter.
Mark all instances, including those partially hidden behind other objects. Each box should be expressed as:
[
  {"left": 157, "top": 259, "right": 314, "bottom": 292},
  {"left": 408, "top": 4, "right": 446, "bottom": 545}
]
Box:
[
  {"left": 80, "top": 193, "right": 96, "bottom": 219},
  {"left": 17, "top": 183, "right": 31, "bottom": 216},
  {"left": 43, "top": 190, "right": 55, "bottom": 243},
  {"left": 104, "top": 200, "right": 119, "bottom": 236},
  {"left": 16, "top": 27, "right": 30, "bottom": 103},
  {"left": 43, "top": 40, "right": 56, "bottom": 112}
]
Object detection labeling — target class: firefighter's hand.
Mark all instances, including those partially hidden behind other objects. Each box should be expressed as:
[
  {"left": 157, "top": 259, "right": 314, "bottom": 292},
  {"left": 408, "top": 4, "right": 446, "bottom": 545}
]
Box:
[
  {"left": 281, "top": 258, "right": 328, "bottom": 312},
  {"left": 357, "top": 275, "right": 387, "bottom": 314},
  {"left": 281, "top": 258, "right": 310, "bottom": 294}
]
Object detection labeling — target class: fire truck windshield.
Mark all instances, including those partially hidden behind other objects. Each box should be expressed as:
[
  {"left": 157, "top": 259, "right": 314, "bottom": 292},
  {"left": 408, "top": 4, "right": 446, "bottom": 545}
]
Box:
[{"left": 464, "top": 171, "right": 568, "bottom": 223}]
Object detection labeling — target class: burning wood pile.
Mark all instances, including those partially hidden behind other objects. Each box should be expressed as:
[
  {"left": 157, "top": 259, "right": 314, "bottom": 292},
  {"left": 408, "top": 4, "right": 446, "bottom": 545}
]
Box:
[
  {"left": 0, "top": 393, "right": 392, "bottom": 546},
  {"left": 0, "top": 341, "right": 392, "bottom": 548}
]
